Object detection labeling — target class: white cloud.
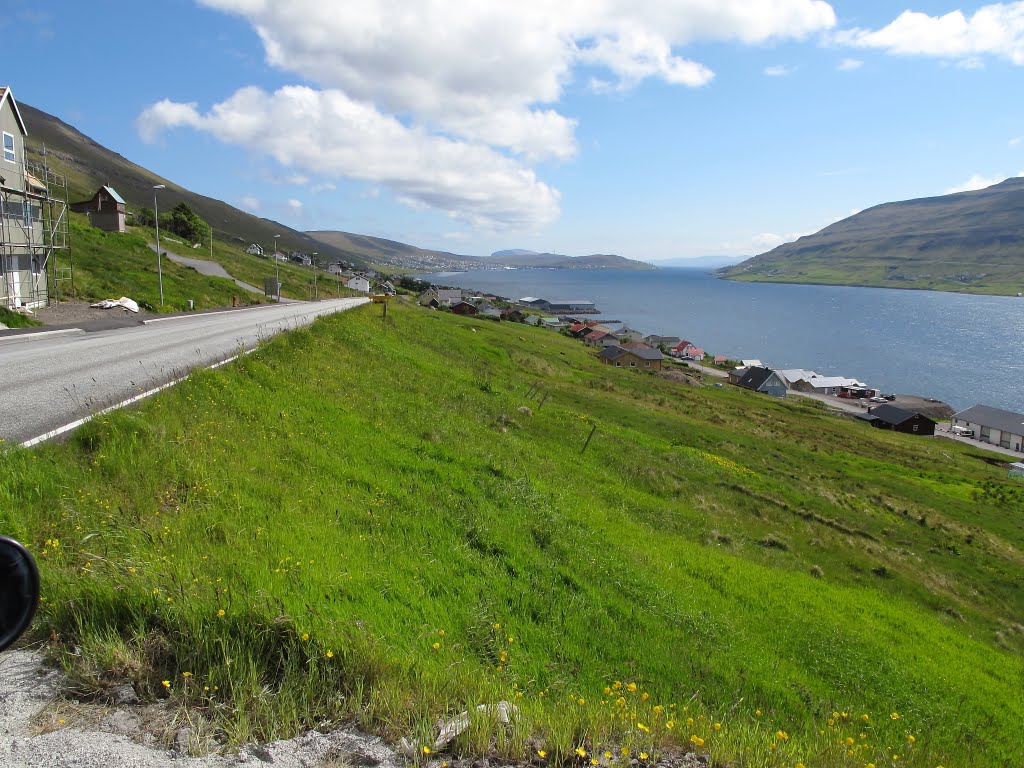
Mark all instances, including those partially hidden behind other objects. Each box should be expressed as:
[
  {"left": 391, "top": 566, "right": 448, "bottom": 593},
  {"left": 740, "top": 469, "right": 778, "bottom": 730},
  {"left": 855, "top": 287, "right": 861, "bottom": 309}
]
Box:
[
  {"left": 838, "top": 3, "right": 1024, "bottom": 65},
  {"left": 945, "top": 172, "right": 1024, "bottom": 193},
  {"left": 146, "top": 1, "right": 838, "bottom": 229},
  {"left": 286, "top": 198, "right": 303, "bottom": 215},
  {"left": 1011, "top": 136, "right": 1023, "bottom": 146},
  {"left": 763, "top": 64, "right": 795, "bottom": 76},
  {"left": 837, "top": 57, "right": 863, "bottom": 70},
  {"left": 138, "top": 86, "right": 561, "bottom": 229},
  {"left": 751, "top": 231, "right": 804, "bottom": 250}
]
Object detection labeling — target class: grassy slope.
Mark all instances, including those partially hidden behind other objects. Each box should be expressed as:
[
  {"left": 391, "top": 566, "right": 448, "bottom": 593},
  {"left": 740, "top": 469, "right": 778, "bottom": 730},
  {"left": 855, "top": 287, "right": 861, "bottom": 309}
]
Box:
[
  {"left": 721, "top": 179, "right": 1024, "bottom": 296},
  {"left": 3, "top": 303, "right": 1022, "bottom": 766},
  {"left": 61, "top": 214, "right": 267, "bottom": 311}
]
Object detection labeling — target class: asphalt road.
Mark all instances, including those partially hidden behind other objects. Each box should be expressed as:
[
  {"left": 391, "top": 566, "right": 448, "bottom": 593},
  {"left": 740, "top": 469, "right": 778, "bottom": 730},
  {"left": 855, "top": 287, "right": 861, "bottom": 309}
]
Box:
[{"left": 0, "top": 298, "right": 368, "bottom": 446}]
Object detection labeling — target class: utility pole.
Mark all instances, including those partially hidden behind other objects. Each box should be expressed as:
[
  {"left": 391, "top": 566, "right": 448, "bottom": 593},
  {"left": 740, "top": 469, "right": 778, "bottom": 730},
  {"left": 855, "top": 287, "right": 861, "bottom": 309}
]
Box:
[
  {"left": 153, "top": 184, "right": 166, "bottom": 306},
  {"left": 312, "top": 252, "right": 318, "bottom": 300}
]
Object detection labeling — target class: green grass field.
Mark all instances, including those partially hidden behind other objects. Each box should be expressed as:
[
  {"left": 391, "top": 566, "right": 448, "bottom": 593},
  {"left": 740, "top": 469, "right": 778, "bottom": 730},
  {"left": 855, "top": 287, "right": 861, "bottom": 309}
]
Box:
[{"left": 2, "top": 302, "right": 1022, "bottom": 766}]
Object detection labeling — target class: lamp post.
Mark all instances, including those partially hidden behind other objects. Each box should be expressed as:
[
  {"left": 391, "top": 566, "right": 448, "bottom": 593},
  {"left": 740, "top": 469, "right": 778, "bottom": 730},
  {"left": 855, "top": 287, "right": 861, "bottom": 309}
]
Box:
[
  {"left": 273, "top": 234, "right": 280, "bottom": 302},
  {"left": 153, "top": 184, "right": 166, "bottom": 306},
  {"left": 312, "top": 252, "right": 318, "bottom": 300}
]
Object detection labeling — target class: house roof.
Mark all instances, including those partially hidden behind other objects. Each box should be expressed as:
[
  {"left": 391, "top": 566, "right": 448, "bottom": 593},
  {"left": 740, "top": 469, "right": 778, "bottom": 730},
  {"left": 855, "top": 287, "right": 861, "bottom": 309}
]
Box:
[
  {"left": 646, "top": 335, "right": 681, "bottom": 343},
  {"left": 600, "top": 344, "right": 664, "bottom": 361},
  {"left": 741, "top": 359, "right": 764, "bottom": 368},
  {"left": 0, "top": 87, "right": 27, "bottom": 136},
  {"left": 777, "top": 368, "right": 819, "bottom": 385},
  {"left": 585, "top": 330, "right": 610, "bottom": 340},
  {"left": 101, "top": 185, "right": 126, "bottom": 205},
  {"left": 868, "top": 404, "right": 934, "bottom": 426},
  {"left": 737, "top": 366, "right": 780, "bottom": 391},
  {"left": 953, "top": 404, "right": 1024, "bottom": 435},
  {"left": 672, "top": 340, "right": 694, "bottom": 350},
  {"left": 797, "top": 375, "right": 864, "bottom": 389}
]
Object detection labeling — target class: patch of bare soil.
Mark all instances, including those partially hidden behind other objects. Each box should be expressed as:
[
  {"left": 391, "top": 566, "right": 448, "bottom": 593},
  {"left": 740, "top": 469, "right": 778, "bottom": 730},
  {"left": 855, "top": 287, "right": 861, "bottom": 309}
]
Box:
[{"left": 29, "top": 302, "right": 148, "bottom": 327}]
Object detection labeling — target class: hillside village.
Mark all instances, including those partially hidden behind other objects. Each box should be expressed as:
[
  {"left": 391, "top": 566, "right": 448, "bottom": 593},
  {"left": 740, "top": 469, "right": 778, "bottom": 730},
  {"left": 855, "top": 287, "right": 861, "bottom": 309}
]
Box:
[{"left": 415, "top": 283, "right": 1024, "bottom": 462}]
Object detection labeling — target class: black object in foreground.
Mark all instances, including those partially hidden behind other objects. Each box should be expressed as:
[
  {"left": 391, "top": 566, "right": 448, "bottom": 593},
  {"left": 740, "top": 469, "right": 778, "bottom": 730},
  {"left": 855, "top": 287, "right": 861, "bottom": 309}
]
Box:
[{"left": 0, "top": 535, "right": 40, "bottom": 653}]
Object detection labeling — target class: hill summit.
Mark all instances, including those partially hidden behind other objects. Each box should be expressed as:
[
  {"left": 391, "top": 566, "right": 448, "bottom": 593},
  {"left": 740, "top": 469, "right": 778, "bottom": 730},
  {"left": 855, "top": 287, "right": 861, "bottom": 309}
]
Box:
[{"left": 721, "top": 177, "right": 1024, "bottom": 294}]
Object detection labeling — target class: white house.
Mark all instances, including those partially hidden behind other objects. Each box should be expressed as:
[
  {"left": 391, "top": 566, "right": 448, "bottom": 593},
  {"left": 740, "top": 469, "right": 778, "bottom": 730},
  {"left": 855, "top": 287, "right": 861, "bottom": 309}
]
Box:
[
  {"left": 245, "top": 243, "right": 264, "bottom": 256},
  {"left": 952, "top": 404, "right": 1024, "bottom": 453},
  {"left": 1, "top": 86, "right": 49, "bottom": 309},
  {"left": 346, "top": 275, "right": 371, "bottom": 293}
]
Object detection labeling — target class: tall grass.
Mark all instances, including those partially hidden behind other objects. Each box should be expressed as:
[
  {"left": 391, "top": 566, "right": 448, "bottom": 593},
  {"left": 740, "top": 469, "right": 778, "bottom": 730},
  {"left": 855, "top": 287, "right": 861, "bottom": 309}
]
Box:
[{"left": 3, "top": 302, "right": 1022, "bottom": 766}]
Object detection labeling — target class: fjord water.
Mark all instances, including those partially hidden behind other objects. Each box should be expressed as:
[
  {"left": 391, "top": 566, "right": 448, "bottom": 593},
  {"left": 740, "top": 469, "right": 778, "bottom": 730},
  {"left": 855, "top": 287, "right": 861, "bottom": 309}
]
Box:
[{"left": 426, "top": 268, "right": 1024, "bottom": 413}]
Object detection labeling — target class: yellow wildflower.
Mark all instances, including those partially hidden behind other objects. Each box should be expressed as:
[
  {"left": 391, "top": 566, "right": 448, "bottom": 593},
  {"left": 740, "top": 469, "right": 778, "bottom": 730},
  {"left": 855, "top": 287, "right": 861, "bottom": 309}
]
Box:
[
  {"left": 423, "top": 746, "right": 432, "bottom": 755},
  {"left": 217, "top": 609, "right": 225, "bottom": 617},
  {"left": 181, "top": 672, "right": 192, "bottom": 678},
  {"left": 301, "top": 633, "right": 310, "bottom": 642},
  {"left": 578, "top": 698, "right": 586, "bottom": 706},
  {"left": 690, "top": 735, "right": 705, "bottom": 748},
  {"left": 639, "top": 753, "right": 648, "bottom": 761},
  {"left": 890, "top": 712, "right": 901, "bottom": 720},
  {"left": 575, "top": 747, "right": 587, "bottom": 758},
  {"left": 432, "top": 642, "right": 441, "bottom": 650},
  {"left": 326, "top": 650, "right": 334, "bottom": 658},
  {"left": 626, "top": 683, "right": 637, "bottom": 693},
  {"left": 713, "top": 722, "right": 721, "bottom": 731},
  {"left": 537, "top": 750, "right": 547, "bottom": 759},
  {"left": 908, "top": 735, "right": 916, "bottom": 744},
  {"left": 161, "top": 680, "right": 170, "bottom": 689}
]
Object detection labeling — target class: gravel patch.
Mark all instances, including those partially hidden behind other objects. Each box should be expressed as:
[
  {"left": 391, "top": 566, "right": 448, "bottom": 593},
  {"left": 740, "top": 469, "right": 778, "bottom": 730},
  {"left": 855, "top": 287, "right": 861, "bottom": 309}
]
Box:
[
  {"left": 0, "top": 650, "right": 407, "bottom": 768},
  {"left": 29, "top": 302, "right": 149, "bottom": 327}
]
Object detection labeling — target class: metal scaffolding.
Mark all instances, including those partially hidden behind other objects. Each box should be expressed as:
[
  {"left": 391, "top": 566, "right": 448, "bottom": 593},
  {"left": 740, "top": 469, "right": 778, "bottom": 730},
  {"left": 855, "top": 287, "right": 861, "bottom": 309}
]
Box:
[{"left": 0, "top": 146, "right": 70, "bottom": 310}]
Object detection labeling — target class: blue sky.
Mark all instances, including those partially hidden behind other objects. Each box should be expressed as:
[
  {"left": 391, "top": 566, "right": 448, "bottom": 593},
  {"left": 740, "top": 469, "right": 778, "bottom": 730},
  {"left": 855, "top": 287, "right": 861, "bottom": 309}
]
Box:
[{"left": 5, "top": 1, "right": 1024, "bottom": 262}]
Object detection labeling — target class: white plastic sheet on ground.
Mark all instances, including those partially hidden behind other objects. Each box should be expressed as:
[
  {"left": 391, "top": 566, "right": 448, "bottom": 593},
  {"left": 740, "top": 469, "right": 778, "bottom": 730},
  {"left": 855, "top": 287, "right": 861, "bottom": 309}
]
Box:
[{"left": 90, "top": 297, "right": 140, "bottom": 313}]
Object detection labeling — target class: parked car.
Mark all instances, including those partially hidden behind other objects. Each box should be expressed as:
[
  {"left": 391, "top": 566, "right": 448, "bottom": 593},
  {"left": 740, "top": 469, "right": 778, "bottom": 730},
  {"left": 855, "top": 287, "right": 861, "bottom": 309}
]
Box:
[
  {"left": 882, "top": 393, "right": 896, "bottom": 401},
  {"left": 869, "top": 396, "right": 887, "bottom": 403},
  {"left": 951, "top": 425, "right": 975, "bottom": 437}
]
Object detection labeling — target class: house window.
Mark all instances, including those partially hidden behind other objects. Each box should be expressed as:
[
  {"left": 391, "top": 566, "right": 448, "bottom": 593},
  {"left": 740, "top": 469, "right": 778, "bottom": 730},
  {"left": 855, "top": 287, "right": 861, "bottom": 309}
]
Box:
[
  {"left": 630, "top": 361, "right": 636, "bottom": 367},
  {"left": 2, "top": 132, "right": 14, "bottom": 163},
  {"left": 912, "top": 425, "right": 919, "bottom": 433},
  {"left": 644, "top": 361, "right": 650, "bottom": 367}
]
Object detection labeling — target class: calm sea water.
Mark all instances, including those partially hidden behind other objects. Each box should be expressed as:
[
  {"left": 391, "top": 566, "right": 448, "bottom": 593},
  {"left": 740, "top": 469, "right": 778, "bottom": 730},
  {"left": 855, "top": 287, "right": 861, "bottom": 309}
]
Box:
[{"left": 422, "top": 268, "right": 1024, "bottom": 413}]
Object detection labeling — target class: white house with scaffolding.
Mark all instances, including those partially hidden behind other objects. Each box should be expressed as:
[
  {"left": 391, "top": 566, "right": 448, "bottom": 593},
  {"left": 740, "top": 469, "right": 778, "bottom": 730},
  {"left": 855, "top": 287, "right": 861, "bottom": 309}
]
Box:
[{"left": 1, "top": 86, "right": 70, "bottom": 310}]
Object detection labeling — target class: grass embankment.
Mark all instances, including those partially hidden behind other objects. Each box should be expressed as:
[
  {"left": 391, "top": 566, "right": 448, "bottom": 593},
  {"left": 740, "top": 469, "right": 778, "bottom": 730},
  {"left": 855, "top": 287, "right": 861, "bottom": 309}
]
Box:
[
  {"left": 0, "top": 306, "right": 44, "bottom": 327},
  {"left": 63, "top": 214, "right": 266, "bottom": 312},
  {"left": 3, "top": 303, "right": 1023, "bottom": 766}
]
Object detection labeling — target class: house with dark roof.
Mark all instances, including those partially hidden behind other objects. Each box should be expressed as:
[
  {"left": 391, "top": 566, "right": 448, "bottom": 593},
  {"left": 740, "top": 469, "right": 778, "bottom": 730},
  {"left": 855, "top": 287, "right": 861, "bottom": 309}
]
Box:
[
  {"left": 598, "top": 344, "right": 663, "bottom": 371},
  {"left": 450, "top": 300, "right": 478, "bottom": 316},
  {"left": 71, "top": 185, "right": 127, "bottom": 232},
  {"left": 735, "top": 367, "right": 787, "bottom": 398},
  {"left": 858, "top": 404, "right": 936, "bottom": 435},
  {"left": 953, "top": 404, "right": 1024, "bottom": 452},
  {"left": 419, "top": 287, "right": 463, "bottom": 307}
]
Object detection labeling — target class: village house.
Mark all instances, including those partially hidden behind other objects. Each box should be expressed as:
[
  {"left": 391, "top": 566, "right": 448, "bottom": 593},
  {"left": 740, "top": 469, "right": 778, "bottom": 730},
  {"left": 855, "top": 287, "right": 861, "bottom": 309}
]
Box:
[
  {"left": 1, "top": 86, "right": 51, "bottom": 310},
  {"left": 519, "top": 297, "right": 597, "bottom": 313},
  {"left": 859, "top": 404, "right": 936, "bottom": 436},
  {"left": 450, "top": 300, "right": 478, "bottom": 316},
  {"left": 644, "top": 334, "right": 682, "bottom": 349},
  {"left": 380, "top": 280, "right": 396, "bottom": 295},
  {"left": 70, "top": 185, "right": 127, "bottom": 232},
  {"left": 952, "top": 404, "right": 1024, "bottom": 452},
  {"left": 245, "top": 243, "right": 264, "bottom": 256},
  {"left": 616, "top": 327, "right": 645, "bottom": 343},
  {"left": 419, "top": 287, "right": 463, "bottom": 307},
  {"left": 735, "top": 367, "right": 788, "bottom": 398},
  {"left": 599, "top": 344, "right": 664, "bottom": 371},
  {"left": 346, "top": 275, "right": 371, "bottom": 293},
  {"left": 791, "top": 375, "right": 866, "bottom": 396}
]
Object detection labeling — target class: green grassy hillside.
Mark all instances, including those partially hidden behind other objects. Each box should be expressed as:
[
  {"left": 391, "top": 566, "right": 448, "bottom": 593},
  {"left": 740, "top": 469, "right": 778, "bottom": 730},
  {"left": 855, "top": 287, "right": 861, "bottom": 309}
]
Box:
[
  {"left": 3, "top": 303, "right": 1022, "bottom": 766},
  {"left": 721, "top": 178, "right": 1024, "bottom": 295},
  {"left": 59, "top": 213, "right": 267, "bottom": 311}
]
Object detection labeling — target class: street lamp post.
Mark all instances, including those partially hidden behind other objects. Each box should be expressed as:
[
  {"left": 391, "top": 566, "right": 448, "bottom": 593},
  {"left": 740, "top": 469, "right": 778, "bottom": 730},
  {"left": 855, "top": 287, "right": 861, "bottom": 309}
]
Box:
[
  {"left": 274, "top": 234, "right": 281, "bottom": 302},
  {"left": 153, "top": 184, "right": 166, "bottom": 306},
  {"left": 312, "top": 252, "right": 318, "bottom": 300}
]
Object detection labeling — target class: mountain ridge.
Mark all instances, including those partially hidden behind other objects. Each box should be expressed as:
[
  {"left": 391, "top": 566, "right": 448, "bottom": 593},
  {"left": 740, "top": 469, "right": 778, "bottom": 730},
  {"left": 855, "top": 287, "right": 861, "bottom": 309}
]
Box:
[{"left": 720, "top": 177, "right": 1024, "bottom": 294}]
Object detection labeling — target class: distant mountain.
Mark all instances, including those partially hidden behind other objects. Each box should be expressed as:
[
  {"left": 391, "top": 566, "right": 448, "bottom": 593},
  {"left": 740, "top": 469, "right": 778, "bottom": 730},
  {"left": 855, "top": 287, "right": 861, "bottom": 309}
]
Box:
[
  {"left": 491, "top": 248, "right": 539, "bottom": 257},
  {"left": 487, "top": 250, "right": 655, "bottom": 270},
  {"left": 720, "top": 178, "right": 1024, "bottom": 295},
  {"left": 307, "top": 231, "right": 485, "bottom": 271},
  {"left": 655, "top": 255, "right": 749, "bottom": 269},
  {"left": 19, "top": 102, "right": 364, "bottom": 267}
]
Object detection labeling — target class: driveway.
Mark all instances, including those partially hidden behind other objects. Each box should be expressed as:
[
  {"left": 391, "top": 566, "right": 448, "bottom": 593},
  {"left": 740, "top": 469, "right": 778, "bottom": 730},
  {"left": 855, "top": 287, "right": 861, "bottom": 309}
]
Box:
[{"left": 147, "top": 243, "right": 296, "bottom": 301}]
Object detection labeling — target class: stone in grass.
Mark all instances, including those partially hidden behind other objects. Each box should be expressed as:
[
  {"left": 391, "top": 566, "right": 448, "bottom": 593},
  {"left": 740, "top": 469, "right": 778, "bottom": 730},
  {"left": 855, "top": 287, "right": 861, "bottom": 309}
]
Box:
[
  {"left": 400, "top": 701, "right": 519, "bottom": 756},
  {"left": 108, "top": 683, "right": 139, "bottom": 705}
]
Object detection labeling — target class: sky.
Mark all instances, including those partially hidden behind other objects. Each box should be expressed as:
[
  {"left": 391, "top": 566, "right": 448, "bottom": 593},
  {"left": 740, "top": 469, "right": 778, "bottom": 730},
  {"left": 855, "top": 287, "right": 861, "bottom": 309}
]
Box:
[{"left": 5, "top": 1, "right": 1024, "bottom": 262}]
